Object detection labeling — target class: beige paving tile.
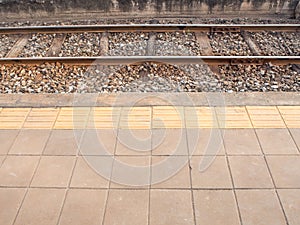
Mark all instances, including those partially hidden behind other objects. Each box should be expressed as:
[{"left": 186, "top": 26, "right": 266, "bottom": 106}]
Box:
[
  {"left": 229, "top": 156, "right": 273, "bottom": 188},
  {"left": 104, "top": 190, "right": 149, "bottom": 225},
  {"left": 31, "top": 156, "right": 76, "bottom": 187},
  {"left": 151, "top": 156, "right": 191, "bottom": 188},
  {"left": 44, "top": 130, "right": 81, "bottom": 155},
  {"left": 0, "top": 130, "right": 19, "bottom": 155},
  {"left": 152, "top": 129, "right": 188, "bottom": 156},
  {"left": 0, "top": 188, "right": 26, "bottom": 225},
  {"left": 111, "top": 156, "right": 150, "bottom": 188},
  {"left": 190, "top": 156, "right": 232, "bottom": 188},
  {"left": 256, "top": 129, "right": 299, "bottom": 155},
  {"left": 266, "top": 156, "right": 300, "bottom": 188},
  {"left": 0, "top": 156, "right": 39, "bottom": 187},
  {"left": 59, "top": 189, "right": 107, "bottom": 225},
  {"left": 9, "top": 129, "right": 51, "bottom": 155},
  {"left": 223, "top": 129, "right": 262, "bottom": 155},
  {"left": 236, "top": 190, "right": 286, "bottom": 225},
  {"left": 150, "top": 190, "right": 194, "bottom": 225},
  {"left": 194, "top": 190, "right": 240, "bottom": 225},
  {"left": 70, "top": 156, "right": 110, "bottom": 188},
  {"left": 116, "top": 129, "right": 151, "bottom": 156},
  {"left": 15, "top": 188, "right": 66, "bottom": 225},
  {"left": 80, "top": 129, "right": 118, "bottom": 155},
  {"left": 187, "top": 129, "right": 225, "bottom": 156},
  {"left": 0, "top": 155, "right": 5, "bottom": 166},
  {"left": 290, "top": 129, "right": 300, "bottom": 151},
  {"left": 277, "top": 189, "right": 300, "bottom": 225}
]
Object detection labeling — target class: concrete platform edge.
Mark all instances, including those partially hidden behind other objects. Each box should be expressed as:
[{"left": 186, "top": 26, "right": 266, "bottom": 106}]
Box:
[{"left": 0, "top": 92, "right": 299, "bottom": 107}]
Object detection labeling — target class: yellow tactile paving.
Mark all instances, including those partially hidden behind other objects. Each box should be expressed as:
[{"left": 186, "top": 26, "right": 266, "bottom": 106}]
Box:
[
  {"left": 22, "top": 108, "right": 59, "bottom": 129},
  {"left": 0, "top": 106, "right": 299, "bottom": 129},
  {"left": 246, "top": 106, "right": 286, "bottom": 128},
  {"left": 87, "top": 107, "right": 121, "bottom": 129},
  {"left": 119, "top": 107, "right": 151, "bottom": 129},
  {"left": 153, "top": 106, "right": 184, "bottom": 128},
  {"left": 216, "top": 107, "right": 252, "bottom": 128},
  {"left": 185, "top": 107, "right": 218, "bottom": 128},
  {"left": 0, "top": 108, "right": 30, "bottom": 129},
  {"left": 277, "top": 106, "right": 300, "bottom": 128}
]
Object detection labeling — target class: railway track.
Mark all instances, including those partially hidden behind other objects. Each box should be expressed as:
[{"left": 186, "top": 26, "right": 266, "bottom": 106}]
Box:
[
  {"left": 0, "top": 24, "right": 299, "bottom": 65},
  {"left": 0, "top": 24, "right": 299, "bottom": 94}
]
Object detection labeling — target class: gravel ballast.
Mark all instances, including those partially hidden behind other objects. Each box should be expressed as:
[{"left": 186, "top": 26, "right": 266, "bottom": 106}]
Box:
[
  {"left": 210, "top": 32, "right": 252, "bottom": 56},
  {"left": 19, "top": 33, "right": 55, "bottom": 57},
  {"left": 60, "top": 33, "right": 102, "bottom": 56},
  {"left": 0, "top": 62, "right": 299, "bottom": 93},
  {"left": 0, "top": 34, "right": 19, "bottom": 57}
]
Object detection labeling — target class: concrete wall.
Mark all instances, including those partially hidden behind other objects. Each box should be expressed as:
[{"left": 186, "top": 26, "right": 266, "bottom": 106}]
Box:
[{"left": 0, "top": 0, "right": 299, "bottom": 19}]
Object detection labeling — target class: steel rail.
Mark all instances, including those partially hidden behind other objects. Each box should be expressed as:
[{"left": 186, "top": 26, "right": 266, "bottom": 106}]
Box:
[
  {"left": 0, "top": 56, "right": 299, "bottom": 65},
  {"left": 0, "top": 24, "right": 299, "bottom": 34}
]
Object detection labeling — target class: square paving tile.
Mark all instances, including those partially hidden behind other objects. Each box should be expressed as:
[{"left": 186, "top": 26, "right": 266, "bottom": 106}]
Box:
[
  {"left": 70, "top": 156, "right": 110, "bottom": 188},
  {"left": 0, "top": 188, "right": 26, "bottom": 225},
  {"left": 0, "top": 155, "right": 5, "bottom": 166},
  {"left": 59, "top": 189, "right": 107, "bottom": 225},
  {"left": 80, "top": 129, "right": 118, "bottom": 155},
  {"left": 104, "top": 190, "right": 149, "bottom": 225},
  {"left": 193, "top": 190, "right": 240, "bottom": 225},
  {"left": 0, "top": 156, "right": 39, "bottom": 187},
  {"left": 31, "top": 156, "right": 75, "bottom": 187},
  {"left": 14, "top": 188, "right": 66, "bottom": 225},
  {"left": 0, "top": 130, "right": 19, "bottom": 155},
  {"left": 256, "top": 129, "right": 298, "bottom": 155},
  {"left": 152, "top": 129, "right": 188, "bottom": 156},
  {"left": 289, "top": 129, "right": 300, "bottom": 152},
  {"left": 228, "top": 156, "right": 273, "bottom": 188},
  {"left": 277, "top": 189, "right": 300, "bottom": 225},
  {"left": 236, "top": 190, "right": 286, "bottom": 225},
  {"left": 266, "top": 156, "right": 300, "bottom": 188},
  {"left": 44, "top": 130, "right": 81, "bottom": 155},
  {"left": 9, "top": 129, "right": 51, "bottom": 155},
  {"left": 116, "top": 129, "right": 152, "bottom": 155},
  {"left": 150, "top": 190, "right": 194, "bottom": 225},
  {"left": 223, "top": 129, "right": 262, "bottom": 155},
  {"left": 151, "top": 156, "right": 191, "bottom": 188},
  {"left": 190, "top": 156, "right": 232, "bottom": 188},
  {"left": 187, "top": 129, "right": 225, "bottom": 156},
  {"left": 110, "top": 156, "right": 150, "bottom": 188}
]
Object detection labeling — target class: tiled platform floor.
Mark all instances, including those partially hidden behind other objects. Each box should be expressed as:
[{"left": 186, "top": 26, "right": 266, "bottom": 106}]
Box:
[{"left": 0, "top": 106, "right": 300, "bottom": 225}]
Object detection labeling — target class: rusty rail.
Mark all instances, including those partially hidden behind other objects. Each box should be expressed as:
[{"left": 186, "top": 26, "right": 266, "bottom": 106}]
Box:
[
  {"left": 0, "top": 24, "right": 299, "bottom": 34},
  {"left": 0, "top": 56, "right": 299, "bottom": 65}
]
